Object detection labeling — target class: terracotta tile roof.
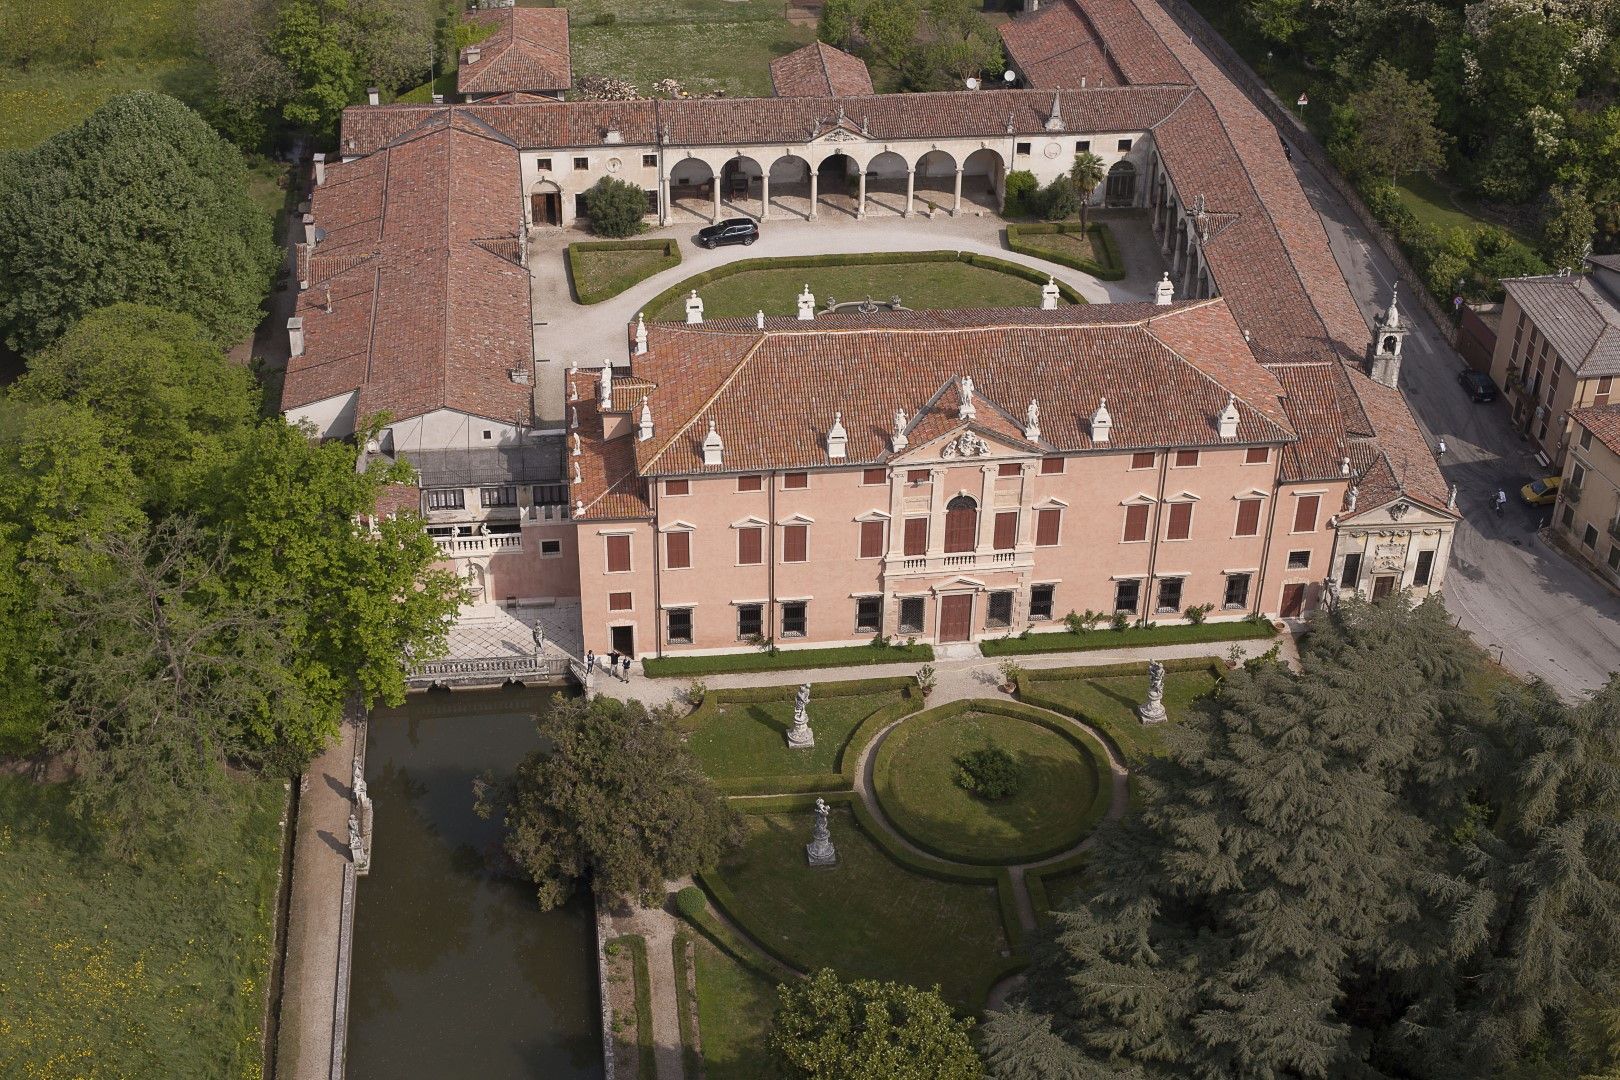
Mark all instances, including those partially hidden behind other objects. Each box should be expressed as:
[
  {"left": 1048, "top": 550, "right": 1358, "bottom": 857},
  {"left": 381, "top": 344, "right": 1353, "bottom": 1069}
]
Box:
[
  {"left": 457, "top": 7, "right": 571, "bottom": 96},
  {"left": 281, "top": 122, "right": 534, "bottom": 427},
  {"left": 1572, "top": 406, "right": 1620, "bottom": 457},
  {"left": 770, "top": 42, "right": 875, "bottom": 97},
  {"left": 567, "top": 370, "right": 652, "bottom": 521},
  {"left": 590, "top": 302, "right": 1293, "bottom": 481},
  {"left": 1501, "top": 273, "right": 1620, "bottom": 378},
  {"left": 1001, "top": 0, "right": 1184, "bottom": 88}
]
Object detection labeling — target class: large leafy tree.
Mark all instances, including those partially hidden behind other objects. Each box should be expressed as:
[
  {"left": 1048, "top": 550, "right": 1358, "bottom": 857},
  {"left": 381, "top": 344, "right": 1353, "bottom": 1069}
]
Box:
[
  {"left": 773, "top": 970, "right": 981, "bottom": 1080},
  {"left": 272, "top": 0, "right": 361, "bottom": 134},
  {"left": 0, "top": 93, "right": 278, "bottom": 354},
  {"left": 1345, "top": 60, "right": 1447, "bottom": 184},
  {"left": 13, "top": 304, "right": 258, "bottom": 511},
  {"left": 476, "top": 695, "right": 742, "bottom": 909}
]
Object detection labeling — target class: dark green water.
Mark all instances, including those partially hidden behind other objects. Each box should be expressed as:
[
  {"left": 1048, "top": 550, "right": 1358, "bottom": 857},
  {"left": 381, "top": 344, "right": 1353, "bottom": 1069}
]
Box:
[{"left": 347, "top": 687, "right": 604, "bottom": 1080}]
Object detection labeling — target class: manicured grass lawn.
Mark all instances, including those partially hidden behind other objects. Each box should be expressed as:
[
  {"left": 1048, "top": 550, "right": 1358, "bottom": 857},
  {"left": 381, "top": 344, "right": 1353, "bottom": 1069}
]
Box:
[
  {"left": 705, "top": 807, "right": 1009, "bottom": 1010},
  {"left": 1026, "top": 669, "right": 1219, "bottom": 763},
  {"left": 647, "top": 260, "right": 1071, "bottom": 321},
  {"left": 1011, "top": 230, "right": 1098, "bottom": 265},
  {"left": 692, "top": 937, "right": 783, "bottom": 1080},
  {"left": 0, "top": 58, "right": 209, "bottom": 151},
  {"left": 873, "top": 711, "right": 1102, "bottom": 864},
  {"left": 980, "top": 620, "right": 1274, "bottom": 656},
  {"left": 687, "top": 691, "right": 904, "bottom": 784},
  {"left": 642, "top": 642, "right": 932, "bottom": 678},
  {"left": 0, "top": 775, "right": 285, "bottom": 1078},
  {"left": 567, "top": 240, "right": 681, "bottom": 305}
]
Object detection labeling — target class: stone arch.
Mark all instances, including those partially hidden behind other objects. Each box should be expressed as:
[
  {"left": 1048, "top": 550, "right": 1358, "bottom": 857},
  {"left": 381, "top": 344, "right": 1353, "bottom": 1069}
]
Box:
[
  {"left": 463, "top": 562, "right": 488, "bottom": 605},
  {"left": 815, "top": 152, "right": 859, "bottom": 216},
  {"left": 767, "top": 154, "right": 812, "bottom": 219},
  {"left": 528, "top": 177, "right": 563, "bottom": 227},
  {"left": 912, "top": 149, "right": 958, "bottom": 210},
  {"left": 962, "top": 147, "right": 1005, "bottom": 213},
  {"left": 720, "top": 154, "right": 765, "bottom": 218},
  {"left": 943, "top": 494, "right": 978, "bottom": 553},
  {"left": 1105, "top": 159, "right": 1138, "bottom": 205},
  {"left": 864, "top": 150, "right": 910, "bottom": 215},
  {"left": 668, "top": 156, "right": 716, "bottom": 222}
]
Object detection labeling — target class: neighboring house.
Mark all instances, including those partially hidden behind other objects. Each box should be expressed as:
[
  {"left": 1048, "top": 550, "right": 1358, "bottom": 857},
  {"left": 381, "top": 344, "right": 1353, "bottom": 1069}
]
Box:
[
  {"left": 1488, "top": 255, "right": 1620, "bottom": 467},
  {"left": 456, "top": 6, "right": 571, "bottom": 102},
  {"left": 1554, "top": 406, "right": 1620, "bottom": 585}
]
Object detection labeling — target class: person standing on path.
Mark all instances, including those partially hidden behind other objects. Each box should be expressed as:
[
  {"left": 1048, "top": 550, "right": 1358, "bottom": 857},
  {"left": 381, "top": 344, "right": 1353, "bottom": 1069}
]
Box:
[
  {"left": 586, "top": 649, "right": 596, "bottom": 675},
  {"left": 607, "top": 649, "right": 621, "bottom": 681},
  {"left": 621, "top": 655, "right": 632, "bottom": 681}
]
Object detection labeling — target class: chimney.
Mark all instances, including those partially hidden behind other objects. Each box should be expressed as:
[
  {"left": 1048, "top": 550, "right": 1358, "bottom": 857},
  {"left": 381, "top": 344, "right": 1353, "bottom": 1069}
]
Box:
[
  {"left": 1154, "top": 272, "right": 1174, "bottom": 305},
  {"left": 287, "top": 317, "right": 305, "bottom": 357},
  {"left": 797, "top": 284, "right": 816, "bottom": 321},
  {"left": 303, "top": 213, "right": 317, "bottom": 247},
  {"left": 1217, "top": 394, "right": 1239, "bottom": 439},
  {"left": 313, "top": 153, "right": 326, "bottom": 186},
  {"left": 827, "top": 412, "right": 847, "bottom": 460},
  {"left": 604, "top": 128, "right": 623, "bottom": 144},
  {"left": 466, "top": 45, "right": 481, "bottom": 65},
  {"left": 1089, "top": 398, "right": 1111, "bottom": 443},
  {"left": 701, "top": 420, "right": 724, "bottom": 466},
  {"left": 638, "top": 396, "right": 653, "bottom": 442},
  {"left": 685, "top": 290, "right": 704, "bottom": 324},
  {"left": 634, "top": 312, "right": 648, "bottom": 355},
  {"left": 367, "top": 87, "right": 379, "bottom": 106}
]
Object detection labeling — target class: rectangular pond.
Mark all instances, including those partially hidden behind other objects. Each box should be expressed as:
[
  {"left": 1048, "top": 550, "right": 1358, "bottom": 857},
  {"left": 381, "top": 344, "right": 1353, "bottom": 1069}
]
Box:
[{"left": 347, "top": 686, "right": 604, "bottom": 1079}]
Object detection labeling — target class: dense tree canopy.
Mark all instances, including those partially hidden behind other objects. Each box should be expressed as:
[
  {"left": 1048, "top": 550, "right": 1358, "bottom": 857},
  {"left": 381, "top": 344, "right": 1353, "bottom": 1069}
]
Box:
[
  {"left": 773, "top": 970, "right": 981, "bottom": 1080},
  {"left": 990, "top": 596, "right": 1620, "bottom": 1079},
  {"left": 1344, "top": 60, "right": 1447, "bottom": 184},
  {"left": 0, "top": 93, "right": 278, "bottom": 354},
  {"left": 477, "top": 695, "right": 742, "bottom": 909}
]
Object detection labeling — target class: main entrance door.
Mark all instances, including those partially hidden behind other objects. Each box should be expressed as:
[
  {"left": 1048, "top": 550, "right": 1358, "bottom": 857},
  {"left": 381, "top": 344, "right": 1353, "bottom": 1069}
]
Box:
[
  {"left": 610, "top": 625, "right": 635, "bottom": 658},
  {"left": 1371, "top": 575, "right": 1396, "bottom": 600},
  {"left": 531, "top": 191, "right": 561, "bottom": 226},
  {"left": 939, "top": 594, "right": 974, "bottom": 642},
  {"left": 1279, "top": 583, "right": 1306, "bottom": 618}
]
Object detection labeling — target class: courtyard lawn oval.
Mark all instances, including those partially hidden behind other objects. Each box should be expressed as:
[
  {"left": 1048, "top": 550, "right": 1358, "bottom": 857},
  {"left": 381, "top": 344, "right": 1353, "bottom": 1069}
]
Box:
[{"left": 873, "top": 706, "right": 1106, "bottom": 865}]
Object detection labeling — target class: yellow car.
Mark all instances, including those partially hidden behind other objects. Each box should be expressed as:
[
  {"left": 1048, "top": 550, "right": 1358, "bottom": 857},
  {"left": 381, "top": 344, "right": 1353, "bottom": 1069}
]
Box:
[{"left": 1520, "top": 476, "right": 1562, "bottom": 506}]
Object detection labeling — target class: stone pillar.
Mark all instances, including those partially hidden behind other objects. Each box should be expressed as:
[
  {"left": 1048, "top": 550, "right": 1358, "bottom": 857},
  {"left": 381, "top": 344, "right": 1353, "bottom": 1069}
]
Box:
[
  {"left": 951, "top": 168, "right": 963, "bottom": 216},
  {"left": 926, "top": 469, "right": 946, "bottom": 555},
  {"left": 977, "top": 465, "right": 997, "bottom": 550},
  {"left": 658, "top": 176, "right": 670, "bottom": 226},
  {"left": 1016, "top": 464, "right": 1036, "bottom": 547},
  {"left": 808, "top": 167, "right": 818, "bottom": 220},
  {"left": 761, "top": 170, "right": 770, "bottom": 221},
  {"left": 1162, "top": 204, "right": 1176, "bottom": 256},
  {"left": 1183, "top": 244, "right": 1198, "bottom": 300},
  {"left": 904, "top": 168, "right": 915, "bottom": 218},
  {"left": 711, "top": 176, "right": 721, "bottom": 224},
  {"left": 856, "top": 167, "right": 867, "bottom": 219}
]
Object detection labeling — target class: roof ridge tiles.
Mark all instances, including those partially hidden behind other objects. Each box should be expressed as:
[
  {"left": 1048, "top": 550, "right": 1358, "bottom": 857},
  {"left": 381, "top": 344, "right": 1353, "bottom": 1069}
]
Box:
[{"left": 639, "top": 334, "right": 771, "bottom": 473}]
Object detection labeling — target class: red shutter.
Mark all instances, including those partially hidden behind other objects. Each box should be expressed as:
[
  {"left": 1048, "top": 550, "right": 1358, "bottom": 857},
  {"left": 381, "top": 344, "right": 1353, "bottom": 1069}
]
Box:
[
  {"left": 1122, "top": 504, "right": 1148, "bottom": 543},
  {"left": 993, "top": 511, "right": 1018, "bottom": 550},
  {"left": 1235, "top": 499, "right": 1261, "bottom": 537},
  {"left": 1174, "top": 449, "right": 1200, "bottom": 467},
  {"left": 1041, "top": 457, "right": 1065, "bottom": 475},
  {"left": 1245, "top": 446, "right": 1269, "bottom": 464},
  {"left": 606, "top": 534, "right": 631, "bottom": 573},
  {"left": 737, "top": 527, "right": 762, "bottom": 565},
  {"left": 944, "top": 504, "right": 978, "bottom": 552},
  {"left": 859, "top": 520, "right": 884, "bottom": 559},
  {"left": 1293, "top": 495, "right": 1319, "bottom": 533},
  {"left": 609, "top": 591, "right": 632, "bottom": 611},
  {"left": 784, "top": 473, "right": 808, "bottom": 489},
  {"left": 783, "top": 524, "right": 808, "bottom": 562},
  {"left": 1036, "top": 508, "right": 1062, "bottom": 546},
  {"left": 998, "top": 462, "right": 1021, "bottom": 477},
  {"left": 665, "top": 531, "right": 690, "bottom": 569},
  {"left": 904, "top": 517, "right": 928, "bottom": 556},
  {"left": 863, "top": 468, "right": 887, "bottom": 485},
  {"left": 1131, "top": 451, "right": 1155, "bottom": 470},
  {"left": 737, "top": 474, "right": 762, "bottom": 492},
  {"left": 1166, "top": 502, "right": 1192, "bottom": 540},
  {"left": 665, "top": 479, "right": 689, "bottom": 495}
]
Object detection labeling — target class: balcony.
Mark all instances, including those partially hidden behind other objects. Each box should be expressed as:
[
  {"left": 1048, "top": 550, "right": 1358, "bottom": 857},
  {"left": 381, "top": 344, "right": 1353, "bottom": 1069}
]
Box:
[
  {"left": 408, "top": 654, "right": 570, "bottom": 688},
  {"left": 431, "top": 531, "right": 523, "bottom": 556},
  {"left": 889, "top": 549, "right": 1029, "bottom": 575}
]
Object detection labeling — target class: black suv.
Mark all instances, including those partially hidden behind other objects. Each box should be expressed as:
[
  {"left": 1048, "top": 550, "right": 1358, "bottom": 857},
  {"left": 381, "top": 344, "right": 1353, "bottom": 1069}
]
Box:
[
  {"left": 696, "top": 219, "right": 759, "bottom": 248},
  {"left": 1457, "top": 368, "right": 1498, "bottom": 403}
]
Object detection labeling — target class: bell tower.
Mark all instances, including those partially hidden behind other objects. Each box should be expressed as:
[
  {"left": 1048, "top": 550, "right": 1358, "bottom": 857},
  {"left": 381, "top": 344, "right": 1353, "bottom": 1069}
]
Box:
[{"left": 1368, "top": 285, "right": 1407, "bottom": 389}]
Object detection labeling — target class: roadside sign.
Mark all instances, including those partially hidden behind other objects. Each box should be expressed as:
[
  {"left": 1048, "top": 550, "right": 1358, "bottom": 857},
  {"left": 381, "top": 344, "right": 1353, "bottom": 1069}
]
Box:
[{"left": 1297, "top": 92, "right": 1309, "bottom": 107}]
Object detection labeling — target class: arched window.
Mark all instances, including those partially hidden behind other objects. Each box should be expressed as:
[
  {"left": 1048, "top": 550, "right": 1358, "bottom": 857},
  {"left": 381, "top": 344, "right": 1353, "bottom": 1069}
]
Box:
[
  {"left": 944, "top": 495, "right": 978, "bottom": 553},
  {"left": 1105, "top": 160, "right": 1137, "bottom": 204}
]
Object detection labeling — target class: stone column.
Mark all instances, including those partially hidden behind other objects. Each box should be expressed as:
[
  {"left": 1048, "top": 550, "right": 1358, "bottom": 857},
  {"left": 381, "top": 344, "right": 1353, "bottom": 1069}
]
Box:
[
  {"left": 761, "top": 170, "right": 770, "bottom": 221},
  {"left": 659, "top": 176, "right": 671, "bottom": 227},
  {"left": 1183, "top": 243, "right": 1198, "bottom": 300},
  {"left": 1162, "top": 203, "right": 1176, "bottom": 256},
  {"left": 951, "top": 168, "right": 963, "bottom": 216},
  {"left": 808, "top": 167, "right": 818, "bottom": 220},
  {"left": 904, "top": 168, "right": 915, "bottom": 217},
  {"left": 926, "top": 469, "right": 946, "bottom": 556},
  {"left": 977, "top": 465, "right": 997, "bottom": 551},
  {"left": 711, "top": 176, "right": 721, "bottom": 223},
  {"left": 856, "top": 167, "right": 867, "bottom": 218},
  {"left": 1016, "top": 464, "right": 1036, "bottom": 547}
]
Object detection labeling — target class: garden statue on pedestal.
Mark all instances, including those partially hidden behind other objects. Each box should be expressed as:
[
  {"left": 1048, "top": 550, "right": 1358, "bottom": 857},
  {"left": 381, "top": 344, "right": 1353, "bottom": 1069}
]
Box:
[
  {"left": 787, "top": 682, "right": 815, "bottom": 748},
  {"left": 805, "top": 797, "right": 838, "bottom": 867},
  {"left": 1138, "top": 659, "right": 1168, "bottom": 724}
]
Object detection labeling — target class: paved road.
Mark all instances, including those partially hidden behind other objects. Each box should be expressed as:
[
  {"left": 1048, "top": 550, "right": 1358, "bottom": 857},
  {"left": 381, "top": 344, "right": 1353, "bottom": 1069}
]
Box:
[{"left": 1284, "top": 152, "right": 1620, "bottom": 698}]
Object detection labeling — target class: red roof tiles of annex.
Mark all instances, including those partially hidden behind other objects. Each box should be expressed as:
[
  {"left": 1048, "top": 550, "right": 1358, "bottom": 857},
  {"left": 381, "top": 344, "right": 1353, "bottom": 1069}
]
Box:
[
  {"left": 281, "top": 122, "right": 534, "bottom": 427},
  {"left": 770, "top": 42, "right": 875, "bottom": 98},
  {"left": 1572, "top": 405, "right": 1620, "bottom": 458},
  {"left": 457, "top": 7, "right": 572, "bottom": 97}
]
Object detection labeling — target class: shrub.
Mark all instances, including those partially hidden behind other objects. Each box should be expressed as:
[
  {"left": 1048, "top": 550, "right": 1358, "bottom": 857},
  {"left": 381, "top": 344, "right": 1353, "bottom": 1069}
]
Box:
[
  {"left": 683, "top": 680, "right": 707, "bottom": 708},
  {"left": 1110, "top": 612, "right": 1131, "bottom": 631},
  {"left": 1038, "top": 177, "right": 1080, "bottom": 221},
  {"left": 997, "top": 660, "right": 1025, "bottom": 687},
  {"left": 955, "top": 745, "right": 1023, "bottom": 800},
  {"left": 675, "top": 885, "right": 707, "bottom": 919},
  {"left": 582, "top": 177, "right": 649, "bottom": 238},
  {"left": 916, "top": 663, "right": 937, "bottom": 698},
  {"left": 1243, "top": 644, "right": 1283, "bottom": 673},
  {"left": 1065, "top": 609, "right": 1102, "bottom": 634},
  {"left": 1003, "top": 169, "right": 1038, "bottom": 216},
  {"left": 1184, "top": 603, "right": 1214, "bottom": 626}
]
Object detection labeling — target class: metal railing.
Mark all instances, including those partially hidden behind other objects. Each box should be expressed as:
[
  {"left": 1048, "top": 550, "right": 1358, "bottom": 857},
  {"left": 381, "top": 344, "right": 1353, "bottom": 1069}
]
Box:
[{"left": 407, "top": 654, "right": 571, "bottom": 687}]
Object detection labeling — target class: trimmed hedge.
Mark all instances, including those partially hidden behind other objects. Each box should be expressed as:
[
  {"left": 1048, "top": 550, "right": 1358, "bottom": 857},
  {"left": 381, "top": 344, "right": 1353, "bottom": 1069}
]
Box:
[
  {"left": 643, "top": 642, "right": 934, "bottom": 678},
  {"left": 608, "top": 933, "right": 657, "bottom": 1080},
  {"left": 566, "top": 238, "right": 681, "bottom": 305},
  {"left": 957, "top": 250, "right": 1085, "bottom": 303},
  {"left": 868, "top": 698, "right": 1112, "bottom": 866},
  {"left": 1006, "top": 221, "right": 1126, "bottom": 281},
  {"left": 1024, "top": 849, "right": 1093, "bottom": 925},
  {"left": 670, "top": 930, "right": 701, "bottom": 1080},
  {"left": 979, "top": 619, "right": 1276, "bottom": 656},
  {"left": 1014, "top": 658, "right": 1224, "bottom": 769}
]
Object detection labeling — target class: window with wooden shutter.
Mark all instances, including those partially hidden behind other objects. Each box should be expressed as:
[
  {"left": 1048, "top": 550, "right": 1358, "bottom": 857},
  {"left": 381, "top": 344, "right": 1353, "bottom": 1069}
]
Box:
[
  {"left": 737, "top": 527, "right": 762, "bottom": 565},
  {"left": 993, "top": 511, "right": 1017, "bottom": 550},
  {"left": 609, "top": 592, "right": 632, "bottom": 611},
  {"left": 784, "top": 472, "right": 808, "bottom": 489},
  {"left": 1234, "top": 498, "right": 1262, "bottom": 537},
  {"left": 1174, "top": 449, "right": 1200, "bottom": 467},
  {"left": 998, "top": 462, "right": 1021, "bottom": 477},
  {"left": 943, "top": 496, "right": 978, "bottom": 553},
  {"left": 783, "top": 524, "right": 808, "bottom": 562},
  {"left": 1122, "top": 503, "right": 1148, "bottom": 543},
  {"left": 903, "top": 517, "right": 928, "bottom": 556},
  {"left": 1245, "top": 446, "right": 1269, "bottom": 464},
  {"left": 1130, "top": 451, "right": 1154, "bottom": 470},
  {"left": 1041, "top": 457, "right": 1065, "bottom": 475},
  {"left": 1036, "top": 507, "right": 1062, "bottom": 546},
  {"left": 606, "top": 534, "right": 631, "bottom": 573},
  {"left": 863, "top": 468, "right": 886, "bottom": 485},
  {"left": 1293, "top": 494, "right": 1319, "bottom": 532},
  {"left": 1166, "top": 501, "right": 1192, "bottom": 540},
  {"left": 737, "top": 474, "right": 762, "bottom": 492},
  {"left": 859, "top": 520, "right": 884, "bottom": 559},
  {"left": 665, "top": 479, "right": 689, "bottom": 496},
  {"left": 665, "top": 531, "right": 690, "bottom": 569}
]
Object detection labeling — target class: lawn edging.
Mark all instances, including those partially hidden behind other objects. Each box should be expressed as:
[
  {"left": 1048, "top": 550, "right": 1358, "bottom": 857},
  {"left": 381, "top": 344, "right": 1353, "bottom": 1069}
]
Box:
[
  {"left": 980, "top": 618, "right": 1275, "bottom": 656},
  {"left": 1014, "top": 657, "right": 1224, "bottom": 766},
  {"left": 681, "top": 677, "right": 921, "bottom": 795},
  {"left": 567, "top": 238, "right": 682, "bottom": 305},
  {"left": 1005, "top": 221, "right": 1126, "bottom": 281},
  {"left": 868, "top": 698, "right": 1111, "bottom": 867},
  {"left": 643, "top": 642, "right": 933, "bottom": 678},
  {"left": 607, "top": 933, "right": 657, "bottom": 1080},
  {"left": 671, "top": 930, "right": 702, "bottom": 1080}
]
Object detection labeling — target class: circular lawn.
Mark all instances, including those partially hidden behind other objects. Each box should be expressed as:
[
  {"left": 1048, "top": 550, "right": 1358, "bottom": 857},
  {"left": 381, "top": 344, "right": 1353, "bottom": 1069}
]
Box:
[{"left": 873, "top": 708, "right": 1105, "bottom": 865}]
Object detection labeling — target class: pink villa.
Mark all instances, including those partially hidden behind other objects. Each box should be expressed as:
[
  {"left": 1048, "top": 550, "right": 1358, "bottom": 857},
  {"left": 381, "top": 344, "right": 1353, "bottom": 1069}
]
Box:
[{"left": 280, "top": 0, "right": 1457, "bottom": 666}]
